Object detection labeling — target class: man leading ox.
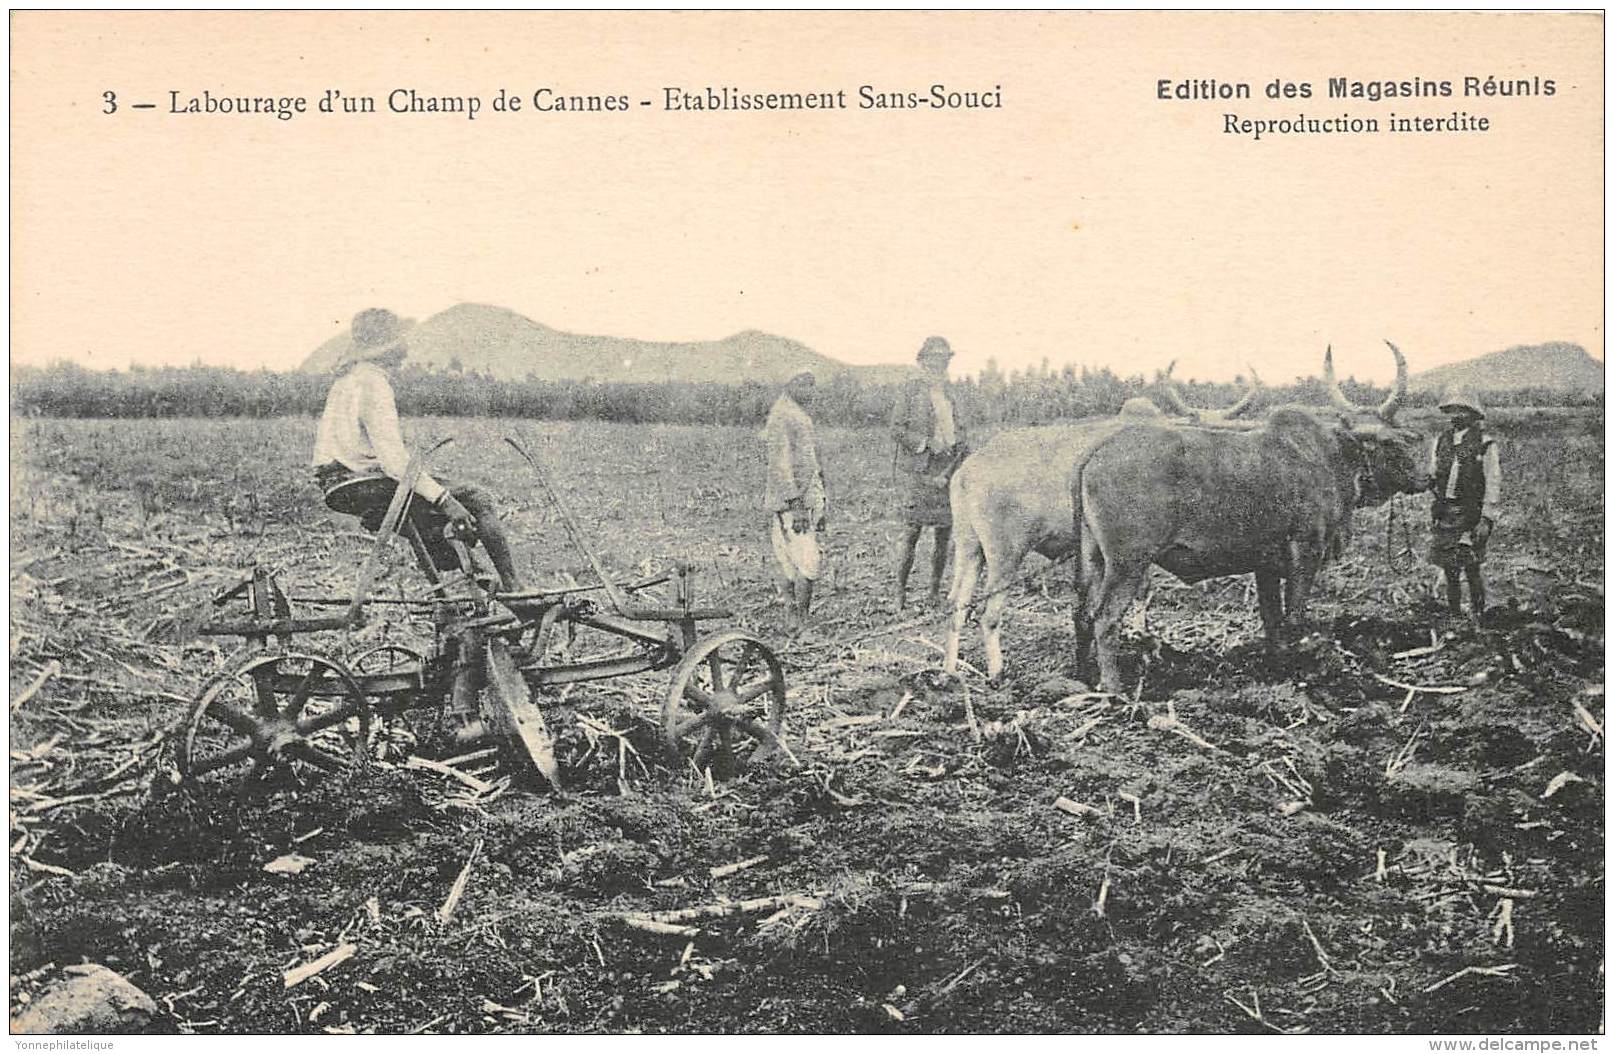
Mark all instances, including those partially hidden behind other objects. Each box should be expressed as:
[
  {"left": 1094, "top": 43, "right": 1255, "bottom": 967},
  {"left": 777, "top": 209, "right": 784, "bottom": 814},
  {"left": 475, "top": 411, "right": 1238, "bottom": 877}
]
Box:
[{"left": 1427, "top": 387, "right": 1501, "bottom": 624}]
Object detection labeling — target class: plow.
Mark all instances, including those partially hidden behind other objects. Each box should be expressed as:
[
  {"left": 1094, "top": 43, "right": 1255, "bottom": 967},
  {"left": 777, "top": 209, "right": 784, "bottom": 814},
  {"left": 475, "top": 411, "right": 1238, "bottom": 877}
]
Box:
[{"left": 170, "top": 435, "right": 788, "bottom": 795}]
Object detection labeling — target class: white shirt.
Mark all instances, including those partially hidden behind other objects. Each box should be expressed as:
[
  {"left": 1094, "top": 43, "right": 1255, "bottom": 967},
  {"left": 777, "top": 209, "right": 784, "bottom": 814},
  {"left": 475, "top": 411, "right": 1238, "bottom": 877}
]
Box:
[
  {"left": 929, "top": 384, "right": 957, "bottom": 447},
  {"left": 311, "top": 363, "right": 446, "bottom": 504}
]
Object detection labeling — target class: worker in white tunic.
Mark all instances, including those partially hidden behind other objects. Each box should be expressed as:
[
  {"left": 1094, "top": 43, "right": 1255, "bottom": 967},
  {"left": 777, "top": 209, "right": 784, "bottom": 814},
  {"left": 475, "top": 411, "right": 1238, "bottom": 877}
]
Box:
[{"left": 762, "top": 370, "right": 828, "bottom": 633}]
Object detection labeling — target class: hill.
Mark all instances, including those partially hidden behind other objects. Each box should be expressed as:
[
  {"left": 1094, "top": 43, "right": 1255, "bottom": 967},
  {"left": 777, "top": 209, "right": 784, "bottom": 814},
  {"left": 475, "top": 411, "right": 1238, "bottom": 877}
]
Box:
[
  {"left": 300, "top": 303, "right": 910, "bottom": 384},
  {"left": 1410, "top": 342, "right": 1603, "bottom": 395}
]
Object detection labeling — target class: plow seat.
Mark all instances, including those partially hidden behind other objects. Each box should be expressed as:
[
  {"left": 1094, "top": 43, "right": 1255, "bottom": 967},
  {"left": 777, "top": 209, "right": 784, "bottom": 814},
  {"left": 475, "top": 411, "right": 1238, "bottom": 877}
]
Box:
[{"left": 322, "top": 473, "right": 471, "bottom": 575}]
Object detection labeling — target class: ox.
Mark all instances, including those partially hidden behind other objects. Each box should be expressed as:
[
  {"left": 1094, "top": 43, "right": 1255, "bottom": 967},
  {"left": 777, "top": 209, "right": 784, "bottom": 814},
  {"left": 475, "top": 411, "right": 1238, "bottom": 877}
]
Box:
[
  {"left": 1071, "top": 343, "right": 1431, "bottom": 691},
  {"left": 944, "top": 372, "right": 1261, "bottom": 679}
]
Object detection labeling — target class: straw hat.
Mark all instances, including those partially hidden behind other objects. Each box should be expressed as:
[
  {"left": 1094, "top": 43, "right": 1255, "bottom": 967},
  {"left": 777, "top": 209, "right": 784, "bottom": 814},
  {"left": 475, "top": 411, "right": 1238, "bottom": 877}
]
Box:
[
  {"left": 336, "top": 308, "right": 412, "bottom": 370},
  {"left": 1438, "top": 386, "right": 1485, "bottom": 419},
  {"left": 916, "top": 336, "right": 953, "bottom": 362}
]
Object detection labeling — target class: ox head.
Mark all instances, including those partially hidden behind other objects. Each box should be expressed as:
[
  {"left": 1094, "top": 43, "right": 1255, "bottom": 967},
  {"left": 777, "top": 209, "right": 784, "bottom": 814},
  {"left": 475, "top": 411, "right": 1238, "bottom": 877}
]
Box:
[
  {"left": 1323, "top": 341, "right": 1432, "bottom": 503},
  {"left": 1118, "top": 396, "right": 1167, "bottom": 419},
  {"left": 1156, "top": 362, "right": 1264, "bottom": 425}
]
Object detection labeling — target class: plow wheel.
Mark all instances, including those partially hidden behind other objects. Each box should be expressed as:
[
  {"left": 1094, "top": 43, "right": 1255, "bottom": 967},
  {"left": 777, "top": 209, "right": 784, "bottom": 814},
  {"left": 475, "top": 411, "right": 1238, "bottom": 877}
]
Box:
[
  {"left": 347, "top": 643, "right": 427, "bottom": 759},
  {"left": 347, "top": 643, "right": 426, "bottom": 677},
  {"left": 179, "top": 648, "right": 372, "bottom": 793},
  {"left": 662, "top": 631, "right": 786, "bottom": 774}
]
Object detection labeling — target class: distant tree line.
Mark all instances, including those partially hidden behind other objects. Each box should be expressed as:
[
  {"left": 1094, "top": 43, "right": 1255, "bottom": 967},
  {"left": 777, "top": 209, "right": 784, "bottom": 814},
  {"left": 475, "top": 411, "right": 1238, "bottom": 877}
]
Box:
[{"left": 10, "top": 359, "right": 1602, "bottom": 427}]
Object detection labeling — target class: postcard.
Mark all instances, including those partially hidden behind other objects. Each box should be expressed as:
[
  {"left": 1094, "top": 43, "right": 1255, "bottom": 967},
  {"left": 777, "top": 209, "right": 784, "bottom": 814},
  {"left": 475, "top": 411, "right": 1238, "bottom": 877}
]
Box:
[{"left": 9, "top": 10, "right": 1603, "bottom": 1042}]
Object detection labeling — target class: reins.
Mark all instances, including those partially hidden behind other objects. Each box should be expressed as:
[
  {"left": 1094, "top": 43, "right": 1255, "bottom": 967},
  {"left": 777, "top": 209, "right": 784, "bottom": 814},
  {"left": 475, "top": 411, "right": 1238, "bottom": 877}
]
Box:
[{"left": 1385, "top": 493, "right": 1417, "bottom": 572}]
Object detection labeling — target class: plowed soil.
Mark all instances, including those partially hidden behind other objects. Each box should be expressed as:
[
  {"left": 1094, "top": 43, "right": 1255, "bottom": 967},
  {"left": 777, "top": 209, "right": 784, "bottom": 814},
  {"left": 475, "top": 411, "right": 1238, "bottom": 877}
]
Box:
[{"left": 9, "top": 413, "right": 1604, "bottom": 1034}]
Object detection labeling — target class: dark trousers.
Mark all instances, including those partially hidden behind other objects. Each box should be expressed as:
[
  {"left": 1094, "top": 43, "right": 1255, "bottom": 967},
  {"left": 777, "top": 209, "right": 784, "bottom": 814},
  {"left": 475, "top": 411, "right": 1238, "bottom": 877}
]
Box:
[{"left": 316, "top": 465, "right": 524, "bottom": 592}]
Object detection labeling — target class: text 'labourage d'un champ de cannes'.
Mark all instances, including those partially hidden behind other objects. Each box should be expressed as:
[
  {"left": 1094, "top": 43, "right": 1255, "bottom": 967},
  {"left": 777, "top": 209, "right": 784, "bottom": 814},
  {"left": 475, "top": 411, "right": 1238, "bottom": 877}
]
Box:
[{"left": 156, "top": 84, "right": 1006, "bottom": 121}]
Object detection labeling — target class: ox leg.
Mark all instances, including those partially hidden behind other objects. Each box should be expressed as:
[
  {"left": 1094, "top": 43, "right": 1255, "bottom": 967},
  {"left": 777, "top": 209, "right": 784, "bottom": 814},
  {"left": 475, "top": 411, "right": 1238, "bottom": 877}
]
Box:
[
  {"left": 1091, "top": 561, "right": 1149, "bottom": 694},
  {"left": 1255, "top": 569, "right": 1285, "bottom": 647},
  {"left": 1071, "top": 528, "right": 1105, "bottom": 684},
  {"left": 978, "top": 533, "right": 1033, "bottom": 682},
  {"left": 944, "top": 544, "right": 982, "bottom": 676},
  {"left": 1282, "top": 541, "right": 1324, "bottom": 636},
  {"left": 980, "top": 581, "right": 1010, "bottom": 682}
]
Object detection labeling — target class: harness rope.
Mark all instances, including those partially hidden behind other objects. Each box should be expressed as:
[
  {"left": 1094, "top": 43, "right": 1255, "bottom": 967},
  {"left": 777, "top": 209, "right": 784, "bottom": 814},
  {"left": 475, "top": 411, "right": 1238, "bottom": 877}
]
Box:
[{"left": 1385, "top": 493, "right": 1417, "bottom": 572}]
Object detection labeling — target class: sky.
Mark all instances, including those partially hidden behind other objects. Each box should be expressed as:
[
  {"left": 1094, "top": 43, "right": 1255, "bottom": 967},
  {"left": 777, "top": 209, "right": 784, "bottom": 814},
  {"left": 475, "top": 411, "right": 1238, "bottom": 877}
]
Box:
[{"left": 10, "top": 11, "right": 1604, "bottom": 384}]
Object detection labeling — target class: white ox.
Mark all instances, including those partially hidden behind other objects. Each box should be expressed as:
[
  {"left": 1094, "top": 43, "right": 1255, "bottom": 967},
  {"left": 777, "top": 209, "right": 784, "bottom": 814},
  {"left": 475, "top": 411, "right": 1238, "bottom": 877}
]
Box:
[{"left": 943, "top": 370, "right": 1261, "bottom": 680}]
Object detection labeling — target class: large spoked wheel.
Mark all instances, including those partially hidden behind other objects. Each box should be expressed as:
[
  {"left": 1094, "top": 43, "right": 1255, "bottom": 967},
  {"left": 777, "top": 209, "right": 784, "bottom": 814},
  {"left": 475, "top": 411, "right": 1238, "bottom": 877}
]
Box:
[
  {"left": 179, "top": 648, "right": 372, "bottom": 792},
  {"left": 662, "top": 631, "right": 786, "bottom": 773}
]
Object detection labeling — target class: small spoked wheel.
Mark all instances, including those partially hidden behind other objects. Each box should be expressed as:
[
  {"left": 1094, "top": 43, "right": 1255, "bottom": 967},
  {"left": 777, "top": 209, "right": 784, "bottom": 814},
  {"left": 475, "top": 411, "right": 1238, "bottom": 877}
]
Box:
[
  {"left": 662, "top": 631, "right": 786, "bottom": 774},
  {"left": 346, "top": 643, "right": 427, "bottom": 760},
  {"left": 347, "top": 643, "right": 425, "bottom": 677},
  {"left": 179, "top": 648, "right": 372, "bottom": 792}
]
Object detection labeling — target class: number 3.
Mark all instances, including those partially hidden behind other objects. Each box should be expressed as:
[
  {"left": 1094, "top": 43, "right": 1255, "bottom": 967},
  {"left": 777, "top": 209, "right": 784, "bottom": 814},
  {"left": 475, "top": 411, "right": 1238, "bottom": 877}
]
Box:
[{"left": 102, "top": 90, "right": 117, "bottom": 114}]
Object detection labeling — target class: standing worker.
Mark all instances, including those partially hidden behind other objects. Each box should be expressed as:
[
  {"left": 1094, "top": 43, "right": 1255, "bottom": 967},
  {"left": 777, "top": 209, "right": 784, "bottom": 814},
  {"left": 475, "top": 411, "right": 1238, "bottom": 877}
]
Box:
[
  {"left": 890, "top": 336, "right": 969, "bottom": 613},
  {"left": 1427, "top": 387, "right": 1500, "bottom": 625},
  {"left": 763, "top": 369, "right": 828, "bottom": 634}
]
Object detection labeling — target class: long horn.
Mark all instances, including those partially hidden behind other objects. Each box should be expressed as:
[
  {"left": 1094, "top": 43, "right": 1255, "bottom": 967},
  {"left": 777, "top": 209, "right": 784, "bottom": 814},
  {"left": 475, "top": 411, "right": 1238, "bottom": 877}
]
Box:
[
  {"left": 1218, "top": 365, "right": 1264, "bottom": 419},
  {"left": 1157, "top": 360, "right": 1196, "bottom": 417},
  {"left": 1161, "top": 360, "right": 1262, "bottom": 421},
  {"left": 1323, "top": 345, "right": 1362, "bottom": 414},
  {"left": 1378, "top": 340, "right": 1407, "bottom": 423}
]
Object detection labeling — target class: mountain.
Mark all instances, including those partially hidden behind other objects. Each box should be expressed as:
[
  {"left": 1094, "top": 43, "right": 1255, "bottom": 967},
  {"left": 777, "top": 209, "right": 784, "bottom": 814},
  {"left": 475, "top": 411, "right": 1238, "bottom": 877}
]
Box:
[
  {"left": 300, "top": 303, "right": 907, "bottom": 384},
  {"left": 1409, "top": 342, "right": 1603, "bottom": 395}
]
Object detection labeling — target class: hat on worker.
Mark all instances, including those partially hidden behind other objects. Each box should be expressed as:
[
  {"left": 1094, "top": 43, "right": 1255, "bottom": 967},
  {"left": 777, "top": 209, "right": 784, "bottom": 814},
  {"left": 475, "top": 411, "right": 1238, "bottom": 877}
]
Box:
[
  {"left": 1438, "top": 386, "right": 1485, "bottom": 419},
  {"left": 916, "top": 336, "right": 953, "bottom": 362},
  {"left": 335, "top": 308, "right": 412, "bottom": 370}
]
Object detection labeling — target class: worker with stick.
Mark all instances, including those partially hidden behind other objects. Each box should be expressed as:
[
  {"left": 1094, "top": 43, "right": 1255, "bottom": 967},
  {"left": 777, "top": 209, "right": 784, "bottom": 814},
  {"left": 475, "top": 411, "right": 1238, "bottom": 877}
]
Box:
[{"left": 890, "top": 336, "right": 969, "bottom": 612}]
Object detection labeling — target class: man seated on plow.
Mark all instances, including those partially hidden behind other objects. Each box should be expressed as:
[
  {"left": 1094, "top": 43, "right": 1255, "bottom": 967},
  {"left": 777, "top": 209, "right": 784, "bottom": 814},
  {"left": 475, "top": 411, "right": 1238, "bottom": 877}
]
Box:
[{"left": 311, "top": 307, "right": 528, "bottom": 595}]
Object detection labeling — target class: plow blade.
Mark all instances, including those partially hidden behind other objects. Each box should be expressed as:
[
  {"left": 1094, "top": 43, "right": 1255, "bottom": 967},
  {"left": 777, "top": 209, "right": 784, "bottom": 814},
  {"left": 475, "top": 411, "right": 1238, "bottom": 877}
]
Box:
[{"left": 480, "top": 639, "right": 563, "bottom": 790}]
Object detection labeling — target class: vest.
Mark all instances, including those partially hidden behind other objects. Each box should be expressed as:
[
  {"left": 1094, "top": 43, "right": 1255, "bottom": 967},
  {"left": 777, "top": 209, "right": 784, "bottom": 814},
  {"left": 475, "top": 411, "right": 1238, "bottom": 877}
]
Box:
[{"left": 1432, "top": 426, "right": 1490, "bottom": 527}]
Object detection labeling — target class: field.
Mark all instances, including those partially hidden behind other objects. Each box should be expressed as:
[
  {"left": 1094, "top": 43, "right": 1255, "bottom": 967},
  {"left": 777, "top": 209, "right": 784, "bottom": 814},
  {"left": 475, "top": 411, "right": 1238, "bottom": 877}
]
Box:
[{"left": 9, "top": 410, "right": 1605, "bottom": 1035}]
